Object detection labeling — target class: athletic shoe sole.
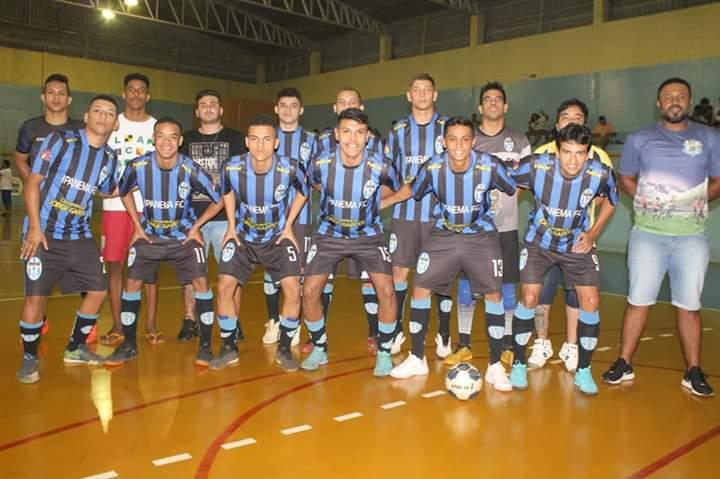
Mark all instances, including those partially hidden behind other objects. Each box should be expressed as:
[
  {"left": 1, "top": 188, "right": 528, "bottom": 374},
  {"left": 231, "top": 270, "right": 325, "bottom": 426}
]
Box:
[
  {"left": 681, "top": 379, "right": 715, "bottom": 397},
  {"left": 602, "top": 371, "right": 635, "bottom": 385}
]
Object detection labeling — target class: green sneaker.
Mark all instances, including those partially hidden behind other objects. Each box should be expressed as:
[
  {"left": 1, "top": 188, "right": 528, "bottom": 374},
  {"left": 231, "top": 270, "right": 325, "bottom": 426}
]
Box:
[
  {"left": 575, "top": 366, "right": 599, "bottom": 395},
  {"left": 64, "top": 345, "right": 105, "bottom": 365},
  {"left": 17, "top": 354, "right": 40, "bottom": 384},
  {"left": 300, "top": 346, "right": 328, "bottom": 371},
  {"left": 373, "top": 351, "right": 393, "bottom": 377},
  {"left": 510, "top": 361, "right": 528, "bottom": 389}
]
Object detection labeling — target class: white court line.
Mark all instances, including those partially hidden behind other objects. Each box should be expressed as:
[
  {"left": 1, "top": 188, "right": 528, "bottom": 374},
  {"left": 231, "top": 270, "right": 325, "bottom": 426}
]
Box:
[
  {"left": 333, "top": 412, "right": 363, "bottom": 422},
  {"left": 639, "top": 337, "right": 654, "bottom": 342},
  {"left": 221, "top": 438, "right": 257, "bottom": 450},
  {"left": 281, "top": 424, "right": 312, "bottom": 435},
  {"left": 659, "top": 333, "right": 674, "bottom": 338},
  {"left": 549, "top": 359, "right": 563, "bottom": 364},
  {"left": 703, "top": 327, "right": 714, "bottom": 332},
  {"left": 596, "top": 346, "right": 612, "bottom": 352},
  {"left": 421, "top": 390, "right": 446, "bottom": 398},
  {"left": 81, "top": 471, "right": 119, "bottom": 479},
  {"left": 152, "top": 453, "right": 192, "bottom": 466},
  {"left": 380, "top": 401, "right": 406, "bottom": 410}
]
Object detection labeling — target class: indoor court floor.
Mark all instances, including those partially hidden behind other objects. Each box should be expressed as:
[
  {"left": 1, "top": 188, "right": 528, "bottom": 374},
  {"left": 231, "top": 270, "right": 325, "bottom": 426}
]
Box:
[{"left": 0, "top": 213, "right": 718, "bottom": 479}]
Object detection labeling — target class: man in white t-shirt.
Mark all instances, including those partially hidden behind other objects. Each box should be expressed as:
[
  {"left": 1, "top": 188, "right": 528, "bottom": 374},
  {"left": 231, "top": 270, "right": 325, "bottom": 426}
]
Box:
[{"left": 99, "top": 73, "right": 159, "bottom": 345}]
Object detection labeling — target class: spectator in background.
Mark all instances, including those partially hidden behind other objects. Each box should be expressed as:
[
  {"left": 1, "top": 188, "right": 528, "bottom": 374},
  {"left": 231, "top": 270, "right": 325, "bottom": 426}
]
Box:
[
  {"left": 691, "top": 97, "right": 713, "bottom": 125},
  {"left": 527, "top": 110, "right": 549, "bottom": 147},
  {"left": 0, "top": 160, "right": 13, "bottom": 217},
  {"left": 592, "top": 115, "right": 617, "bottom": 149}
]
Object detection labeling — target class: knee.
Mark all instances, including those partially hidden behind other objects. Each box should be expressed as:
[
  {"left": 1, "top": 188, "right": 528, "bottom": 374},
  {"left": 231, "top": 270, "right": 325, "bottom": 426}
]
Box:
[
  {"left": 522, "top": 291, "right": 539, "bottom": 309},
  {"left": 580, "top": 293, "right": 599, "bottom": 312},
  {"left": 217, "top": 276, "right": 237, "bottom": 298},
  {"left": 375, "top": 283, "right": 396, "bottom": 303},
  {"left": 282, "top": 280, "right": 302, "bottom": 303},
  {"left": 303, "top": 281, "right": 322, "bottom": 301}
]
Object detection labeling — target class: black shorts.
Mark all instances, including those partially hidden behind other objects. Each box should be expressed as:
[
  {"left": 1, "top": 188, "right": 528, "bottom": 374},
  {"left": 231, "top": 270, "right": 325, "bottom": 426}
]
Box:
[
  {"left": 128, "top": 239, "right": 207, "bottom": 286},
  {"left": 218, "top": 238, "right": 301, "bottom": 286},
  {"left": 538, "top": 265, "right": 579, "bottom": 308},
  {"left": 519, "top": 242, "right": 600, "bottom": 288},
  {"left": 498, "top": 230, "right": 520, "bottom": 284},
  {"left": 344, "top": 258, "right": 371, "bottom": 281},
  {"left": 414, "top": 229, "right": 503, "bottom": 297},
  {"left": 292, "top": 223, "right": 313, "bottom": 266},
  {"left": 304, "top": 234, "right": 392, "bottom": 277},
  {"left": 24, "top": 238, "right": 106, "bottom": 296},
  {"left": 389, "top": 219, "right": 434, "bottom": 268}
]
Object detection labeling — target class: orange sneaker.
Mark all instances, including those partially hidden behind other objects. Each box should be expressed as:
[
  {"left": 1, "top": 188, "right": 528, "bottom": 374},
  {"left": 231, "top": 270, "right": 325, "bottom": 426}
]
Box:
[{"left": 85, "top": 324, "right": 97, "bottom": 344}]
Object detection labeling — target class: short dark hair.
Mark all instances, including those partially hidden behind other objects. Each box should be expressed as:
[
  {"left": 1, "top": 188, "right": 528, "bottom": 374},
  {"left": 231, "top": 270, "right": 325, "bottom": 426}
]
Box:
[
  {"left": 43, "top": 73, "right": 70, "bottom": 94},
  {"left": 196, "top": 89, "right": 221, "bottom": 105},
  {"left": 443, "top": 116, "right": 475, "bottom": 137},
  {"left": 337, "top": 108, "right": 368, "bottom": 127},
  {"left": 124, "top": 73, "right": 150, "bottom": 88},
  {"left": 555, "top": 124, "right": 592, "bottom": 150},
  {"left": 276, "top": 87, "right": 302, "bottom": 105},
  {"left": 479, "top": 81, "right": 506, "bottom": 103},
  {"left": 657, "top": 77, "right": 691, "bottom": 99},
  {"left": 336, "top": 87, "right": 362, "bottom": 103},
  {"left": 409, "top": 73, "right": 436, "bottom": 88},
  {"left": 248, "top": 114, "right": 278, "bottom": 130},
  {"left": 556, "top": 98, "right": 589, "bottom": 125},
  {"left": 154, "top": 117, "right": 183, "bottom": 133},
  {"left": 89, "top": 94, "right": 119, "bottom": 111},
  {"left": 598, "top": 115, "right": 606, "bottom": 122}
]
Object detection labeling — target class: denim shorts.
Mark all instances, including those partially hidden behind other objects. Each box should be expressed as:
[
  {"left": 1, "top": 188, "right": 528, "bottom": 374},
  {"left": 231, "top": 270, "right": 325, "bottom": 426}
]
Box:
[
  {"left": 201, "top": 220, "right": 229, "bottom": 264},
  {"left": 627, "top": 228, "right": 709, "bottom": 311}
]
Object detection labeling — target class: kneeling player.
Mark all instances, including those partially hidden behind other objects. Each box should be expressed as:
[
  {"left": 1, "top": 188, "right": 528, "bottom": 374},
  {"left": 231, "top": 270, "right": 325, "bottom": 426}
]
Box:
[
  {"left": 382, "top": 116, "right": 518, "bottom": 391},
  {"left": 106, "top": 118, "right": 224, "bottom": 367},
  {"left": 510, "top": 124, "right": 618, "bottom": 395},
  {"left": 212, "top": 115, "right": 305, "bottom": 371}
]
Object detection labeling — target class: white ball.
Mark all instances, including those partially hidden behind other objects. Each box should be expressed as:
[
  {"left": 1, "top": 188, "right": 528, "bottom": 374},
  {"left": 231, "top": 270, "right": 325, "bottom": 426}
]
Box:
[{"left": 445, "top": 362, "right": 482, "bottom": 400}]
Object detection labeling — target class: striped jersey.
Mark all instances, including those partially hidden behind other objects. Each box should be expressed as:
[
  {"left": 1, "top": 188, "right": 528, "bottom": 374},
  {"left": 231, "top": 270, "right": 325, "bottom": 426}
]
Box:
[
  {"left": 315, "top": 127, "right": 384, "bottom": 156},
  {"left": 277, "top": 126, "right": 316, "bottom": 226},
  {"left": 513, "top": 154, "right": 619, "bottom": 252},
  {"left": 221, "top": 153, "right": 307, "bottom": 244},
  {"left": 386, "top": 113, "right": 446, "bottom": 222},
  {"left": 308, "top": 149, "right": 400, "bottom": 238},
  {"left": 16, "top": 117, "right": 84, "bottom": 157},
  {"left": 119, "top": 152, "right": 220, "bottom": 240},
  {"left": 412, "top": 151, "right": 516, "bottom": 234},
  {"left": 24, "top": 129, "right": 118, "bottom": 240}
]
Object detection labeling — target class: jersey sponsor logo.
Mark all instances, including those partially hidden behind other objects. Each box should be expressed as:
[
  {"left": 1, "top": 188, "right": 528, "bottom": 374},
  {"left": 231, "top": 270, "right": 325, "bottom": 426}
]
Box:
[
  {"left": 427, "top": 162, "right": 442, "bottom": 170},
  {"left": 416, "top": 252, "right": 430, "bottom": 274},
  {"left": 579, "top": 188, "right": 594, "bottom": 208},
  {"left": 329, "top": 198, "right": 369, "bottom": 209},
  {"left": 545, "top": 206, "right": 582, "bottom": 218},
  {"left": 388, "top": 233, "right": 398, "bottom": 254},
  {"left": 148, "top": 219, "right": 180, "bottom": 229},
  {"left": 276, "top": 165, "right": 290, "bottom": 174},
  {"left": 134, "top": 160, "right": 149, "bottom": 168},
  {"left": 474, "top": 164, "right": 491, "bottom": 172},
  {"left": 405, "top": 155, "right": 429, "bottom": 165},
  {"left": 26, "top": 256, "right": 42, "bottom": 281},
  {"left": 221, "top": 241, "right": 236, "bottom": 263},
  {"left": 274, "top": 184, "right": 288, "bottom": 202},
  {"left": 444, "top": 204, "right": 482, "bottom": 214},
  {"left": 683, "top": 139, "right": 703, "bottom": 157},
  {"left": 300, "top": 142, "right": 312, "bottom": 161},
  {"left": 363, "top": 180, "right": 378, "bottom": 199},
  {"left": 50, "top": 198, "right": 86, "bottom": 216},
  {"left": 306, "top": 244, "right": 318, "bottom": 263},
  {"left": 585, "top": 168, "right": 602, "bottom": 178},
  {"left": 145, "top": 199, "right": 184, "bottom": 209},
  {"left": 61, "top": 175, "right": 96, "bottom": 193},
  {"left": 474, "top": 183, "right": 487, "bottom": 203},
  {"left": 41, "top": 150, "right": 52, "bottom": 162},
  {"left": 533, "top": 162, "right": 551, "bottom": 171},
  {"left": 127, "top": 247, "right": 136, "bottom": 267},
  {"left": 504, "top": 137, "right": 515, "bottom": 152},
  {"left": 519, "top": 248, "right": 528, "bottom": 271},
  {"left": 434, "top": 136, "right": 445, "bottom": 154},
  {"left": 316, "top": 158, "right": 332, "bottom": 166},
  {"left": 178, "top": 181, "right": 190, "bottom": 198}
]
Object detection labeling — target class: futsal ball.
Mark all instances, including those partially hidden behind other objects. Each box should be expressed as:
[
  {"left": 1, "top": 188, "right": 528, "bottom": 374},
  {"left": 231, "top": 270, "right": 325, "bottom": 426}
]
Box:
[{"left": 445, "top": 362, "right": 482, "bottom": 400}]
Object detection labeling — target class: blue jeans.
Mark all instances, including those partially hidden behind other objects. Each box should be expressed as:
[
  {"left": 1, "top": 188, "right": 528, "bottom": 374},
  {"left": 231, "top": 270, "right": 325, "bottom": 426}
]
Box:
[{"left": 201, "top": 220, "right": 228, "bottom": 264}]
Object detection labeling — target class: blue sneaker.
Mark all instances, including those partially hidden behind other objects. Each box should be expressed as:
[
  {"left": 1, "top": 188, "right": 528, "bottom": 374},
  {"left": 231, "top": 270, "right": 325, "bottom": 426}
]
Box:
[
  {"left": 510, "top": 361, "right": 528, "bottom": 389},
  {"left": 373, "top": 351, "right": 393, "bottom": 377},
  {"left": 574, "top": 366, "right": 598, "bottom": 395},
  {"left": 300, "top": 346, "right": 328, "bottom": 371}
]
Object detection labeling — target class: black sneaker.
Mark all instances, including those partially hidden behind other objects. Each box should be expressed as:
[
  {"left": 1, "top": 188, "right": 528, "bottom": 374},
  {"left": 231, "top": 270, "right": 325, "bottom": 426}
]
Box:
[
  {"left": 195, "top": 343, "right": 214, "bottom": 366},
  {"left": 682, "top": 367, "right": 714, "bottom": 397},
  {"left": 209, "top": 343, "right": 240, "bottom": 370},
  {"left": 105, "top": 342, "right": 138, "bottom": 366},
  {"left": 177, "top": 318, "right": 199, "bottom": 342},
  {"left": 236, "top": 323, "right": 245, "bottom": 342},
  {"left": 602, "top": 357, "right": 635, "bottom": 384},
  {"left": 275, "top": 346, "right": 300, "bottom": 372}
]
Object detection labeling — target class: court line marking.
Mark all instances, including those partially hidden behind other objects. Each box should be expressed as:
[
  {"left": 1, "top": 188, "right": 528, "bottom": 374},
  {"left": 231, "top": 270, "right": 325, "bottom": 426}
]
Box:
[
  {"left": 659, "top": 333, "right": 674, "bottom": 338},
  {"left": 81, "top": 471, "right": 119, "bottom": 479},
  {"left": 221, "top": 438, "right": 256, "bottom": 450},
  {"left": 596, "top": 346, "right": 612, "bottom": 352},
  {"left": 703, "top": 327, "right": 714, "bottom": 332},
  {"left": 333, "top": 412, "right": 363, "bottom": 422},
  {"left": 152, "top": 453, "right": 192, "bottom": 466},
  {"left": 380, "top": 401, "right": 406, "bottom": 410},
  {"left": 549, "top": 359, "right": 563, "bottom": 364},
  {"left": 640, "top": 337, "right": 654, "bottom": 342},
  {"left": 280, "top": 424, "right": 312, "bottom": 435},
  {"left": 421, "top": 390, "right": 446, "bottom": 398}
]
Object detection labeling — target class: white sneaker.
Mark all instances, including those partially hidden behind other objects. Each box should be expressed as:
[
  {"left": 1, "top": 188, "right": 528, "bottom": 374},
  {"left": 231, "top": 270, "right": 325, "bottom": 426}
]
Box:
[
  {"left": 528, "top": 338, "right": 553, "bottom": 368},
  {"left": 291, "top": 324, "right": 301, "bottom": 347},
  {"left": 262, "top": 320, "right": 280, "bottom": 345},
  {"left": 484, "top": 361, "right": 512, "bottom": 392},
  {"left": 390, "top": 331, "right": 406, "bottom": 355},
  {"left": 559, "top": 342, "right": 578, "bottom": 372},
  {"left": 390, "top": 353, "right": 428, "bottom": 379},
  {"left": 435, "top": 333, "right": 452, "bottom": 359}
]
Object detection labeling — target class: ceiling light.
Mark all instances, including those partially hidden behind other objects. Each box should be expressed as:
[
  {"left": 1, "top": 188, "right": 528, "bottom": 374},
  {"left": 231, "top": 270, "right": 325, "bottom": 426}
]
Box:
[
  {"left": 101, "top": 9, "right": 116, "bottom": 20},
  {"left": 124, "top": 0, "right": 139, "bottom": 6}
]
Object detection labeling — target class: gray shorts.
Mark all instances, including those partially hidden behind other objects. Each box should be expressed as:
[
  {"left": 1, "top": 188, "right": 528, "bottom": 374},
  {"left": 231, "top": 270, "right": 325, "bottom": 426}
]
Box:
[
  {"left": 519, "top": 242, "right": 600, "bottom": 288},
  {"left": 24, "top": 238, "right": 106, "bottom": 296},
  {"left": 292, "top": 223, "right": 313, "bottom": 267},
  {"left": 389, "top": 219, "right": 434, "bottom": 268},
  {"left": 128, "top": 239, "right": 207, "bottom": 286},
  {"left": 304, "top": 234, "right": 392, "bottom": 277},
  {"left": 414, "top": 229, "right": 503, "bottom": 297},
  {"left": 218, "top": 238, "right": 301, "bottom": 286}
]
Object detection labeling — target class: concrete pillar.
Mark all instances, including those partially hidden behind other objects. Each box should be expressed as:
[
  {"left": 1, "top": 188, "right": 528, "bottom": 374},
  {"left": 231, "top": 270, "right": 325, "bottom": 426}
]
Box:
[
  {"left": 379, "top": 34, "right": 392, "bottom": 62},
  {"left": 256, "top": 62, "right": 266, "bottom": 84},
  {"left": 469, "top": 13, "right": 486, "bottom": 46},
  {"left": 593, "top": 0, "right": 608, "bottom": 25},
  {"left": 309, "top": 50, "right": 322, "bottom": 75}
]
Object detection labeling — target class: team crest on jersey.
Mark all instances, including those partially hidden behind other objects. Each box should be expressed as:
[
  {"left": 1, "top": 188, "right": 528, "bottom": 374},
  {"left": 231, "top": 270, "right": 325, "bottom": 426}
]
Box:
[
  {"left": 127, "top": 247, "right": 136, "bottom": 267},
  {"left": 363, "top": 180, "right": 378, "bottom": 199},
  {"left": 274, "top": 184, "right": 288, "bottom": 202},
  {"left": 221, "top": 242, "right": 236, "bottom": 263},
  {"left": 416, "top": 252, "right": 430, "bottom": 275},
  {"left": 434, "top": 136, "right": 445, "bottom": 154},
  {"left": 300, "top": 142, "right": 312, "bottom": 161},
  {"left": 98, "top": 165, "right": 110, "bottom": 184},
  {"left": 504, "top": 137, "right": 515, "bottom": 152},
  {"left": 306, "top": 244, "right": 318, "bottom": 264},
  {"left": 519, "top": 248, "right": 528, "bottom": 271},
  {"left": 683, "top": 139, "right": 703, "bottom": 157},
  {"left": 41, "top": 150, "right": 52, "bottom": 162},
  {"left": 178, "top": 181, "right": 190, "bottom": 198},
  {"left": 474, "top": 183, "right": 487, "bottom": 203},
  {"left": 26, "top": 256, "right": 42, "bottom": 281},
  {"left": 579, "top": 188, "right": 594, "bottom": 208},
  {"left": 388, "top": 233, "right": 398, "bottom": 254}
]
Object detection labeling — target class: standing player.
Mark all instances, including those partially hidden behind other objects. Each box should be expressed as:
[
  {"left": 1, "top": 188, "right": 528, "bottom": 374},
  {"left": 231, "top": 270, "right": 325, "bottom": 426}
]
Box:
[
  {"left": 511, "top": 124, "right": 618, "bottom": 395},
  {"left": 261, "top": 87, "right": 315, "bottom": 348},
  {"left": 105, "top": 118, "right": 223, "bottom": 366},
  {"left": 181, "top": 89, "right": 247, "bottom": 342},
  {"left": 293, "top": 108, "right": 399, "bottom": 376},
  {"left": 212, "top": 115, "right": 305, "bottom": 371},
  {"left": 15, "top": 73, "right": 84, "bottom": 336},
  {"left": 451, "top": 81, "right": 532, "bottom": 366},
  {"left": 382, "top": 117, "right": 517, "bottom": 390},
  {"left": 100, "top": 74, "right": 159, "bottom": 347},
  {"left": 386, "top": 73, "right": 450, "bottom": 356},
  {"left": 527, "top": 99, "right": 614, "bottom": 372},
  {"left": 17, "top": 95, "right": 120, "bottom": 383},
  {"left": 603, "top": 78, "right": 720, "bottom": 397}
]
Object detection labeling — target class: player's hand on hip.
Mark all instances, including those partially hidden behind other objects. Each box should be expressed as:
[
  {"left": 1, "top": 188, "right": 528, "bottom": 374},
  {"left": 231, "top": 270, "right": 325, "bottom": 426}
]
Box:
[
  {"left": 183, "top": 226, "right": 204, "bottom": 247},
  {"left": 276, "top": 226, "right": 299, "bottom": 251},
  {"left": 571, "top": 232, "right": 593, "bottom": 254},
  {"left": 21, "top": 227, "right": 48, "bottom": 260},
  {"left": 130, "top": 228, "right": 152, "bottom": 246},
  {"left": 221, "top": 230, "right": 240, "bottom": 249}
]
